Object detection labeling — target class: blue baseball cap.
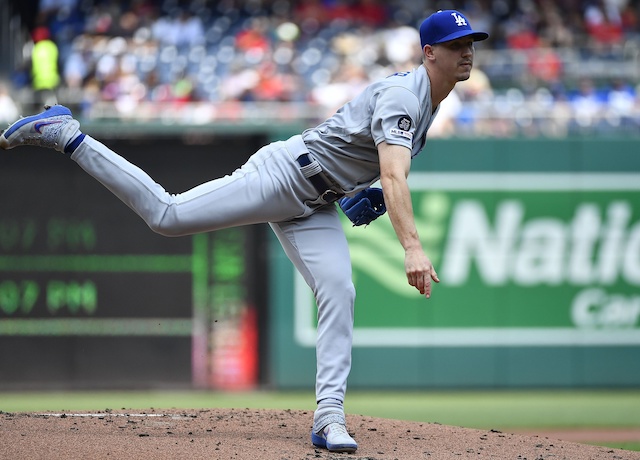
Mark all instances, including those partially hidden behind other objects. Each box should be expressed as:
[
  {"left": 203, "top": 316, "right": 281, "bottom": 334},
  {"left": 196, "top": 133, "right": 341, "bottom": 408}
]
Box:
[{"left": 420, "top": 10, "right": 489, "bottom": 48}]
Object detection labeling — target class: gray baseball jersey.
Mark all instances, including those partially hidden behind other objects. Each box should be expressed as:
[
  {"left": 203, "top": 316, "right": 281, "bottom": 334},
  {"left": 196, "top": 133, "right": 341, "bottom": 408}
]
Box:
[{"left": 303, "top": 65, "right": 438, "bottom": 193}]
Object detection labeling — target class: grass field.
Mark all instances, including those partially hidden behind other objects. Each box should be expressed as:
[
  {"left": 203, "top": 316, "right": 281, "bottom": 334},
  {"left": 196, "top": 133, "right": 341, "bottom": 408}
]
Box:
[{"left": 1, "top": 389, "right": 639, "bottom": 451}]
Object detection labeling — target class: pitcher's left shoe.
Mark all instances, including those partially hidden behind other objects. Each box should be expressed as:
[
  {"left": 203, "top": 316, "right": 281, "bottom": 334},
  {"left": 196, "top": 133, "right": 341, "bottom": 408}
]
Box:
[
  {"left": 311, "top": 422, "right": 358, "bottom": 453},
  {"left": 0, "top": 105, "right": 83, "bottom": 153}
]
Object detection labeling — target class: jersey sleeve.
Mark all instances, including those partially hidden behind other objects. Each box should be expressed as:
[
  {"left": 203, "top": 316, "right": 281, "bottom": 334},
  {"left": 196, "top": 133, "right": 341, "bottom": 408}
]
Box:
[{"left": 370, "top": 86, "right": 421, "bottom": 150}]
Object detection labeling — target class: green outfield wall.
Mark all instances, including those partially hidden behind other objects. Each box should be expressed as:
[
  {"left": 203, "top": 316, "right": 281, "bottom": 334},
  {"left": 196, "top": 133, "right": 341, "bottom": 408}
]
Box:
[
  {"left": 269, "top": 137, "right": 640, "bottom": 389},
  {"left": 2, "top": 129, "right": 639, "bottom": 390}
]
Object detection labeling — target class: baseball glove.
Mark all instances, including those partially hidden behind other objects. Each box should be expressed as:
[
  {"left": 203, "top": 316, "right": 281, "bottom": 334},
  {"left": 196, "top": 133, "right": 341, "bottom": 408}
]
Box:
[{"left": 338, "top": 187, "right": 386, "bottom": 226}]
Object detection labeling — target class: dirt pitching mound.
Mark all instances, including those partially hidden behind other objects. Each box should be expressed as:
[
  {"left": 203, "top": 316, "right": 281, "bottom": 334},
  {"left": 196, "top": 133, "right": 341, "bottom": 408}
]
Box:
[{"left": 1, "top": 408, "right": 638, "bottom": 459}]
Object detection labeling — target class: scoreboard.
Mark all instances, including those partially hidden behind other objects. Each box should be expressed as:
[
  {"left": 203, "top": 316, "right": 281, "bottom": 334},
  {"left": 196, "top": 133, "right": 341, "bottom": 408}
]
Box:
[{"left": 0, "top": 133, "right": 266, "bottom": 388}]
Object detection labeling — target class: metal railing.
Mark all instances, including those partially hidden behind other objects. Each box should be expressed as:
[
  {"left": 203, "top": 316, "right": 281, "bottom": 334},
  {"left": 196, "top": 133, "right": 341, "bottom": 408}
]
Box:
[{"left": 70, "top": 98, "right": 640, "bottom": 139}]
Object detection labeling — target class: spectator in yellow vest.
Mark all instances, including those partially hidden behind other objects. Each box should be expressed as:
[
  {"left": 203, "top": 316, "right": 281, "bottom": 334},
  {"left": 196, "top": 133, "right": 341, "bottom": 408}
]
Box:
[{"left": 31, "top": 26, "right": 60, "bottom": 111}]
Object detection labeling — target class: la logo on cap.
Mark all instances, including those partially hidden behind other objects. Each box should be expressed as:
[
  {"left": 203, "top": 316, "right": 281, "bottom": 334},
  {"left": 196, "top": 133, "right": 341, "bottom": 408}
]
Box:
[{"left": 451, "top": 12, "right": 467, "bottom": 26}]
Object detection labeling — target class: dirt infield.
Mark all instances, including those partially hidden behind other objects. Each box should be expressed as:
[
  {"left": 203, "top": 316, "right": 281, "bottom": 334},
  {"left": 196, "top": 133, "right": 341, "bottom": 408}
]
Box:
[{"left": 1, "top": 408, "right": 638, "bottom": 460}]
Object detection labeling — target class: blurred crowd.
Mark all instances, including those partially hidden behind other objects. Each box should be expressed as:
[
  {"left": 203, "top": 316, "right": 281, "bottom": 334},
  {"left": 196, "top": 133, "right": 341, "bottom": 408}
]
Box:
[{"left": 3, "top": 0, "right": 640, "bottom": 137}]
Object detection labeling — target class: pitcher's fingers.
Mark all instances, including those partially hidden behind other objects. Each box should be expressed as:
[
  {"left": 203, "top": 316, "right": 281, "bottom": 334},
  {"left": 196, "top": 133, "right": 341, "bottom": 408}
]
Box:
[
  {"left": 424, "top": 275, "right": 432, "bottom": 298},
  {"left": 431, "top": 267, "right": 440, "bottom": 283}
]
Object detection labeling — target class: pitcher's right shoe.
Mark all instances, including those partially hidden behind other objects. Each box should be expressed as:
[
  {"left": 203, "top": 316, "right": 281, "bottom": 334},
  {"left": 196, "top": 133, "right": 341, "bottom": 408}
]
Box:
[
  {"left": 0, "top": 105, "right": 82, "bottom": 153},
  {"left": 311, "top": 422, "right": 358, "bottom": 453}
]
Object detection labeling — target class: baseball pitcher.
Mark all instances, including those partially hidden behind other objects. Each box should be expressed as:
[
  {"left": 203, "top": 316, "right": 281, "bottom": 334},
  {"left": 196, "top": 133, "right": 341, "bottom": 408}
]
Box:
[{"left": 1, "top": 10, "right": 488, "bottom": 453}]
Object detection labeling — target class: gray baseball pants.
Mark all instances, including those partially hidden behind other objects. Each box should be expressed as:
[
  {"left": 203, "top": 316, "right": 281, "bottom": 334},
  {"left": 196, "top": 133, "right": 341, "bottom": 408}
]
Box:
[{"left": 71, "top": 135, "right": 355, "bottom": 407}]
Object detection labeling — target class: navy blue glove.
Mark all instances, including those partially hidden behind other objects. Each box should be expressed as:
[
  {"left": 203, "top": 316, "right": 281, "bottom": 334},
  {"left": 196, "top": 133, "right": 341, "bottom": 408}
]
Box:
[{"left": 338, "top": 187, "right": 386, "bottom": 226}]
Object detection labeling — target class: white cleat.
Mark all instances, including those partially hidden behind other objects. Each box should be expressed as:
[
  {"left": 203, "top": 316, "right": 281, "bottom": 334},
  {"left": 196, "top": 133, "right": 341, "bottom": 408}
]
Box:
[
  {"left": 0, "top": 105, "right": 80, "bottom": 152},
  {"left": 311, "top": 422, "right": 358, "bottom": 453}
]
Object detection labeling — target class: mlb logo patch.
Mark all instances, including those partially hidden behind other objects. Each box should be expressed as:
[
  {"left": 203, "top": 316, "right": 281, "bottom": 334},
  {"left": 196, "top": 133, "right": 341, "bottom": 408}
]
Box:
[{"left": 389, "top": 116, "right": 413, "bottom": 140}]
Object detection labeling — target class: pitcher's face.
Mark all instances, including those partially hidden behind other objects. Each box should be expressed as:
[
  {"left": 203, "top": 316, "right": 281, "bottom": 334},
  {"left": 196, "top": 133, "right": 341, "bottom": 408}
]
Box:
[{"left": 430, "top": 37, "right": 475, "bottom": 82}]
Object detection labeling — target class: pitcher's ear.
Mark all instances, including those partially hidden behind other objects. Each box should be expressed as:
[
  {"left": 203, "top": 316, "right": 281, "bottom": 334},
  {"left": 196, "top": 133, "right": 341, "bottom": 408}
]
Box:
[{"left": 423, "top": 44, "right": 436, "bottom": 61}]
